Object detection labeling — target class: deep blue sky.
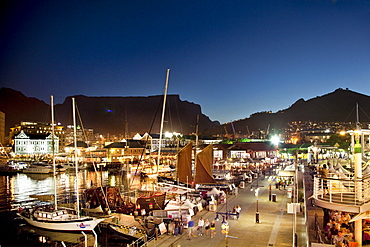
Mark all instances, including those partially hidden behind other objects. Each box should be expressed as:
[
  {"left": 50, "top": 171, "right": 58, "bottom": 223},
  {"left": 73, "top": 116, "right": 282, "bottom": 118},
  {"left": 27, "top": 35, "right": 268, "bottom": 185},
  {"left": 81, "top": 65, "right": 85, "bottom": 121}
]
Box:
[{"left": 1, "top": 0, "right": 369, "bottom": 124}]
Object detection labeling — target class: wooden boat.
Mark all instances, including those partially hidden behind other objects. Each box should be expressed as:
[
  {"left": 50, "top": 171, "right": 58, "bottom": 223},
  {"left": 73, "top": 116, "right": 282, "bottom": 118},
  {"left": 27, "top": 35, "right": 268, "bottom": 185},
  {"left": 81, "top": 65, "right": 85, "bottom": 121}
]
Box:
[
  {"left": 108, "top": 223, "right": 147, "bottom": 242},
  {"left": 84, "top": 186, "right": 136, "bottom": 214}
]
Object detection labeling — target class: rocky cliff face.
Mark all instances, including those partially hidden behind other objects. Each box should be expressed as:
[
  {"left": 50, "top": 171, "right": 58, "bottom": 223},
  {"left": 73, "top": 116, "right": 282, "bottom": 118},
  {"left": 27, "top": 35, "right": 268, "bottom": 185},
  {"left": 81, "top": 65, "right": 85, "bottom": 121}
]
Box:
[{"left": 0, "top": 88, "right": 220, "bottom": 136}]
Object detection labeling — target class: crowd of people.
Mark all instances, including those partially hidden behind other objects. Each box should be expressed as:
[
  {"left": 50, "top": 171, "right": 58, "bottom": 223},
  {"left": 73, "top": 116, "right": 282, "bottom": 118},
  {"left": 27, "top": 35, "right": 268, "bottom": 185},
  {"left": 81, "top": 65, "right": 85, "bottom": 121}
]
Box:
[
  {"left": 164, "top": 204, "right": 242, "bottom": 240},
  {"left": 323, "top": 210, "right": 357, "bottom": 247},
  {"left": 166, "top": 217, "right": 216, "bottom": 239}
]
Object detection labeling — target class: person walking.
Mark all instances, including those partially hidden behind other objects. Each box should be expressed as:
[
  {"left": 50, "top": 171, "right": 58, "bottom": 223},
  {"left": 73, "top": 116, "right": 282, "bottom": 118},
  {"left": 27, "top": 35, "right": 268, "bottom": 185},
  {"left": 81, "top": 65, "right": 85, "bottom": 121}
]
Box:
[
  {"left": 204, "top": 218, "right": 210, "bottom": 236},
  {"left": 236, "top": 205, "right": 241, "bottom": 219},
  {"left": 321, "top": 164, "right": 329, "bottom": 194},
  {"left": 187, "top": 219, "right": 194, "bottom": 240},
  {"left": 197, "top": 217, "right": 204, "bottom": 236},
  {"left": 210, "top": 220, "right": 216, "bottom": 238}
]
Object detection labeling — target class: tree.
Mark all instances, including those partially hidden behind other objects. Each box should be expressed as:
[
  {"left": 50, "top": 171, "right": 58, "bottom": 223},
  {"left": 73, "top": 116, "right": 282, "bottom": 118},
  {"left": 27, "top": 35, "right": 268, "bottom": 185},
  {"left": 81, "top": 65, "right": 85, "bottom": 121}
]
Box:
[{"left": 327, "top": 134, "right": 350, "bottom": 150}]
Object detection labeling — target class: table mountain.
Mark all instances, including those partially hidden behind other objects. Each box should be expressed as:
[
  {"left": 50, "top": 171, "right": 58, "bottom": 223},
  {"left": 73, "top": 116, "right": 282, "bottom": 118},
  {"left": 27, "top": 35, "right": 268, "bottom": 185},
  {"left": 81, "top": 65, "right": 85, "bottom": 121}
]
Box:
[{"left": 0, "top": 87, "right": 220, "bottom": 136}]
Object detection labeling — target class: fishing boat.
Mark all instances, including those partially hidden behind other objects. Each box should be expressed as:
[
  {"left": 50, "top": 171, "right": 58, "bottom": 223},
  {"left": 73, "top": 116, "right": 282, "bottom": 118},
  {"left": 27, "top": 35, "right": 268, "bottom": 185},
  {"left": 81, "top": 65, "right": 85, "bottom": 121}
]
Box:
[{"left": 17, "top": 96, "right": 104, "bottom": 231}]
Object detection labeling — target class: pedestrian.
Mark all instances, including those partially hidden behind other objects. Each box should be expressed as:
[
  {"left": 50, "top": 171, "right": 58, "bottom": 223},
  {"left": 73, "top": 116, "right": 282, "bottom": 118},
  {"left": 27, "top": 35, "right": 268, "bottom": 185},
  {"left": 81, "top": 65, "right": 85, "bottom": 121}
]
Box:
[
  {"left": 210, "top": 220, "right": 216, "bottom": 238},
  {"left": 174, "top": 218, "right": 180, "bottom": 236},
  {"left": 197, "top": 217, "right": 204, "bottom": 236},
  {"left": 204, "top": 218, "right": 210, "bottom": 236},
  {"left": 187, "top": 219, "right": 194, "bottom": 240},
  {"left": 168, "top": 220, "right": 175, "bottom": 235},
  {"left": 321, "top": 164, "right": 329, "bottom": 194},
  {"left": 236, "top": 205, "right": 241, "bottom": 219}
]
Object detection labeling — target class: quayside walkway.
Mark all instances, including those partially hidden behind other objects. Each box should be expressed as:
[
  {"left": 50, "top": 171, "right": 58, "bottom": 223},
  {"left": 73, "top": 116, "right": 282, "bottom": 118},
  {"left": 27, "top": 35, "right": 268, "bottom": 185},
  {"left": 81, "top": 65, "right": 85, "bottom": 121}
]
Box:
[{"left": 146, "top": 174, "right": 307, "bottom": 247}]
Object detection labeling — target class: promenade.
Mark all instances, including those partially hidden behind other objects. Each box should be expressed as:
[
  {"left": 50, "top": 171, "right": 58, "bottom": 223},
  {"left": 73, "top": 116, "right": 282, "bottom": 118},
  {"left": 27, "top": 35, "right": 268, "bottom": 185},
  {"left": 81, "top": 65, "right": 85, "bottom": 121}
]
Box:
[{"left": 147, "top": 174, "right": 308, "bottom": 247}]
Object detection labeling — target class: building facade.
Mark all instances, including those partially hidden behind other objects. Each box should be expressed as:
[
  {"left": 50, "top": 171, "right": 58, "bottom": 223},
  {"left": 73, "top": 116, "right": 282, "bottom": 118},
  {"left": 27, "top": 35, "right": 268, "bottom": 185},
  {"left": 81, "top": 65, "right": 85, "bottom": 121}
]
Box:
[
  {"left": 9, "top": 121, "right": 65, "bottom": 150},
  {"left": 14, "top": 130, "right": 59, "bottom": 155}
]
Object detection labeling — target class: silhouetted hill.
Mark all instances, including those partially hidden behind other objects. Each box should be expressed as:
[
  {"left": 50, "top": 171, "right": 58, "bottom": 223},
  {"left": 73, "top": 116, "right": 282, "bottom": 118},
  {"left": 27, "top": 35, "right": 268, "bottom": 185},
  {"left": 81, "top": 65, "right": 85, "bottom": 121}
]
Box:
[
  {"left": 216, "top": 88, "right": 370, "bottom": 136},
  {"left": 2, "top": 87, "right": 370, "bottom": 138},
  {"left": 0, "top": 88, "right": 220, "bottom": 136}
]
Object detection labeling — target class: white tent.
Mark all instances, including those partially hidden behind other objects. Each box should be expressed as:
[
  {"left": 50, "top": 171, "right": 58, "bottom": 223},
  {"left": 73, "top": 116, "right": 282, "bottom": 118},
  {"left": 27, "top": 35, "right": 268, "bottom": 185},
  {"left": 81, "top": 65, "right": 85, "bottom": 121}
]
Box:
[
  {"left": 206, "top": 188, "right": 223, "bottom": 197},
  {"left": 334, "top": 163, "right": 351, "bottom": 174}
]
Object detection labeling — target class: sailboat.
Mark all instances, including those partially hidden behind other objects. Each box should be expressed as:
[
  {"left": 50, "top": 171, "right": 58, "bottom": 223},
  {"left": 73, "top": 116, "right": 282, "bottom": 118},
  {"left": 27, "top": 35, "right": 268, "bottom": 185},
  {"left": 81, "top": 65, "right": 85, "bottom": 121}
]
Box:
[
  {"left": 157, "top": 141, "right": 194, "bottom": 190},
  {"left": 194, "top": 144, "right": 230, "bottom": 190},
  {"left": 17, "top": 96, "right": 104, "bottom": 231}
]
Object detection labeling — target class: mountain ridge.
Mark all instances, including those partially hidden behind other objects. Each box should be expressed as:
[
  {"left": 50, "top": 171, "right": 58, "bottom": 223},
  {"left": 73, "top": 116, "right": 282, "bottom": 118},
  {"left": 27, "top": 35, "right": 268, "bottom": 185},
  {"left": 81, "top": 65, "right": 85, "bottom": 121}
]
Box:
[
  {"left": 0, "top": 87, "right": 220, "bottom": 136},
  {"left": 219, "top": 88, "right": 370, "bottom": 137},
  {"left": 1, "top": 87, "right": 370, "bottom": 138}
]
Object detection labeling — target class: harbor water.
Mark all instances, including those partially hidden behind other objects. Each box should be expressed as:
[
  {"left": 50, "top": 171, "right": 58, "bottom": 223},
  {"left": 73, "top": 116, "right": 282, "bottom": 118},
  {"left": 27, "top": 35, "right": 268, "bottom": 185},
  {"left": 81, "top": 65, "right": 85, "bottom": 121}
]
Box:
[{"left": 0, "top": 170, "right": 138, "bottom": 247}]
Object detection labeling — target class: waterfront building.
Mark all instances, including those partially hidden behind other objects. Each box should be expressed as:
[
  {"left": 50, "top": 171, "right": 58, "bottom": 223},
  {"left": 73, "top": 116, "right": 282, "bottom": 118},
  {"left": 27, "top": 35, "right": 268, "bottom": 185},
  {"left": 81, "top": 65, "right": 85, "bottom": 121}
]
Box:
[
  {"left": 9, "top": 121, "right": 65, "bottom": 150},
  {"left": 312, "top": 128, "right": 370, "bottom": 246},
  {"left": 104, "top": 140, "right": 147, "bottom": 162},
  {"left": 213, "top": 142, "right": 278, "bottom": 161},
  {"left": 14, "top": 130, "right": 59, "bottom": 155},
  {"left": 64, "top": 124, "right": 94, "bottom": 145}
]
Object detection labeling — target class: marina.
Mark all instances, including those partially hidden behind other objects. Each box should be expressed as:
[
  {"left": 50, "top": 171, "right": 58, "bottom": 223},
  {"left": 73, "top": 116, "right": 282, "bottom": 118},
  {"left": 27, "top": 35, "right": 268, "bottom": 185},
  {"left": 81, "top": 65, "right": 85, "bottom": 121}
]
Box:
[{"left": 0, "top": 158, "right": 281, "bottom": 246}]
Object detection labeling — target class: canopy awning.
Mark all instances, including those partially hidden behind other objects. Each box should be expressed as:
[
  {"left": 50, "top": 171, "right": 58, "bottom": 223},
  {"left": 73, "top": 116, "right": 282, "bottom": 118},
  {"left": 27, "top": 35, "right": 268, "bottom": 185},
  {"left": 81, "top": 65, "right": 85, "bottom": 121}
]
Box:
[
  {"left": 349, "top": 211, "right": 370, "bottom": 222},
  {"left": 278, "top": 170, "right": 296, "bottom": 177}
]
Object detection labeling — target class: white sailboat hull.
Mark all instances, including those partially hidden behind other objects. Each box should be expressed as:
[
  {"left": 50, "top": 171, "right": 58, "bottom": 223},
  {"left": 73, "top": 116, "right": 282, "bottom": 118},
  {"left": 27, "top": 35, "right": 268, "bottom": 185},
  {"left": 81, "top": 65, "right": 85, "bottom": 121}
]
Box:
[
  {"left": 23, "top": 168, "right": 53, "bottom": 174},
  {"left": 18, "top": 213, "right": 104, "bottom": 231}
]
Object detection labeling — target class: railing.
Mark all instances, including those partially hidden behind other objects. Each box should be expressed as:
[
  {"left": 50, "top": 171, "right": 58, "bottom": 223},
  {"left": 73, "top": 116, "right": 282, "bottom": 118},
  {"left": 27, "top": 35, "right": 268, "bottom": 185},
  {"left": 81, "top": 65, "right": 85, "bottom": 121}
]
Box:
[
  {"left": 127, "top": 234, "right": 149, "bottom": 247},
  {"left": 313, "top": 173, "right": 370, "bottom": 206}
]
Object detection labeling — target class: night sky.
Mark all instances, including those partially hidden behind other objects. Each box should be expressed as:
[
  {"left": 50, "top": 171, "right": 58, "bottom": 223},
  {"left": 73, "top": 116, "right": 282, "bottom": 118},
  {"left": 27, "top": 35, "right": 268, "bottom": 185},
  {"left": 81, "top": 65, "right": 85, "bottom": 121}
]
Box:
[{"left": 1, "top": 0, "right": 369, "bottom": 124}]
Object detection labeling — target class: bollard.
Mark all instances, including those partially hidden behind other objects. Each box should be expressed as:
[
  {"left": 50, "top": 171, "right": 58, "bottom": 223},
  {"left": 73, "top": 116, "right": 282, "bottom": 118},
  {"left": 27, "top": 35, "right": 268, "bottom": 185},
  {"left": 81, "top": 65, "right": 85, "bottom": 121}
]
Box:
[
  {"left": 272, "top": 194, "right": 276, "bottom": 202},
  {"left": 256, "top": 212, "right": 259, "bottom": 223}
]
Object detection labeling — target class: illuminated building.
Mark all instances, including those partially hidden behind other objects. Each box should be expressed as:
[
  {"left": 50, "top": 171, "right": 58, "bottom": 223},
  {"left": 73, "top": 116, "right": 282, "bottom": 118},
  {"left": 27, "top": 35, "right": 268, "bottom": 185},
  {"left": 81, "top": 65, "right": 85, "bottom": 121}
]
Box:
[
  {"left": 14, "top": 130, "right": 59, "bottom": 155},
  {"left": 64, "top": 125, "right": 94, "bottom": 145},
  {"left": 9, "top": 121, "right": 65, "bottom": 149}
]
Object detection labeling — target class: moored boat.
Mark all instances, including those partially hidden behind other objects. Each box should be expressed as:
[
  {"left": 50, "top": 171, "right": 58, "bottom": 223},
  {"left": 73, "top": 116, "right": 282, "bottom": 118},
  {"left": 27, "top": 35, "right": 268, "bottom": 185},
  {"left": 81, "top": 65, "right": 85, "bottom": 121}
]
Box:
[
  {"left": 18, "top": 205, "right": 104, "bottom": 231},
  {"left": 108, "top": 223, "right": 147, "bottom": 242},
  {"left": 17, "top": 96, "right": 104, "bottom": 231},
  {"left": 23, "top": 162, "right": 53, "bottom": 174}
]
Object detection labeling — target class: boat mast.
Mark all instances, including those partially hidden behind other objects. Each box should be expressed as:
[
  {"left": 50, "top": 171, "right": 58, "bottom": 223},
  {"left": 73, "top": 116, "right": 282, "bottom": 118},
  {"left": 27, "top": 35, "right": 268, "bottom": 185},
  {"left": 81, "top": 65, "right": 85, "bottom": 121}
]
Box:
[
  {"left": 72, "top": 98, "right": 80, "bottom": 217},
  {"left": 157, "top": 68, "right": 170, "bottom": 174},
  {"left": 356, "top": 102, "right": 360, "bottom": 130},
  {"left": 51, "top": 95, "right": 57, "bottom": 209}
]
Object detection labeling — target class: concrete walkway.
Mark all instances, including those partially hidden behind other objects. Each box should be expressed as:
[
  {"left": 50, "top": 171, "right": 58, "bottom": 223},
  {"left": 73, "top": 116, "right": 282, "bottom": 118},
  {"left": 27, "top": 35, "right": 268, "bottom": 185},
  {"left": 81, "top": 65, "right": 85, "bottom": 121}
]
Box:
[{"left": 147, "top": 175, "right": 308, "bottom": 247}]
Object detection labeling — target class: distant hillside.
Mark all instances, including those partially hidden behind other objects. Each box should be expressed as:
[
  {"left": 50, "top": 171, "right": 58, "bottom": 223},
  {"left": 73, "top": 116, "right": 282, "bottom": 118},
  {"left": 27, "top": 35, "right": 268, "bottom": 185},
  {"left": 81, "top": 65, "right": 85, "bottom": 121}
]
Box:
[
  {"left": 2, "top": 87, "right": 370, "bottom": 138},
  {"left": 0, "top": 88, "right": 220, "bottom": 136},
  {"left": 217, "top": 88, "right": 370, "bottom": 136}
]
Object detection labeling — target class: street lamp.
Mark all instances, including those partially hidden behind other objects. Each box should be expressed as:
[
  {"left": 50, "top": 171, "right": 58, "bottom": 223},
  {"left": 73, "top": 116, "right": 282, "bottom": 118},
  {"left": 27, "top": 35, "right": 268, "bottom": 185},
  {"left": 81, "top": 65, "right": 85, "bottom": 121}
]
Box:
[
  {"left": 215, "top": 198, "right": 238, "bottom": 222},
  {"left": 251, "top": 175, "right": 264, "bottom": 223}
]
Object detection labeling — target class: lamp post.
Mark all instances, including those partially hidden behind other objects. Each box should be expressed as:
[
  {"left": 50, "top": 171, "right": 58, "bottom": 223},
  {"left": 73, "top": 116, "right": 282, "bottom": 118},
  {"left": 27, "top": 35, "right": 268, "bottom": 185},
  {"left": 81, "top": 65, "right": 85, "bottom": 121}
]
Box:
[
  {"left": 251, "top": 174, "right": 264, "bottom": 223},
  {"left": 268, "top": 180, "right": 272, "bottom": 201},
  {"left": 215, "top": 199, "right": 238, "bottom": 221}
]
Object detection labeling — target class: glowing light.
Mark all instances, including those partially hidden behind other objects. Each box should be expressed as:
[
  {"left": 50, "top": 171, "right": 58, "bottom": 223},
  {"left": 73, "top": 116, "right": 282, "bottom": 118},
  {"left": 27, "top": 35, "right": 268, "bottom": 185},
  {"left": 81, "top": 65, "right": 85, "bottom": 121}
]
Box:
[
  {"left": 164, "top": 132, "right": 182, "bottom": 138},
  {"left": 270, "top": 135, "right": 280, "bottom": 146}
]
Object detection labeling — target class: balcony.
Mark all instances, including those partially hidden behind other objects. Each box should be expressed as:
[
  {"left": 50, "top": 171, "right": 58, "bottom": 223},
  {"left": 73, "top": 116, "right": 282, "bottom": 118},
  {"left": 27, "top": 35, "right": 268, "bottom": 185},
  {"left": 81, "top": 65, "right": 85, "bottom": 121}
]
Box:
[{"left": 313, "top": 174, "right": 370, "bottom": 213}]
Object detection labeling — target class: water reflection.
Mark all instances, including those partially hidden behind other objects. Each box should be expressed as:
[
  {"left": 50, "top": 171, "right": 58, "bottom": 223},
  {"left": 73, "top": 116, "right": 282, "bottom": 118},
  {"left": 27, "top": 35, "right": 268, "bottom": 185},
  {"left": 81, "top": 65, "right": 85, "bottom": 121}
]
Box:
[
  {"left": 0, "top": 171, "right": 143, "bottom": 247},
  {"left": 0, "top": 171, "right": 130, "bottom": 212}
]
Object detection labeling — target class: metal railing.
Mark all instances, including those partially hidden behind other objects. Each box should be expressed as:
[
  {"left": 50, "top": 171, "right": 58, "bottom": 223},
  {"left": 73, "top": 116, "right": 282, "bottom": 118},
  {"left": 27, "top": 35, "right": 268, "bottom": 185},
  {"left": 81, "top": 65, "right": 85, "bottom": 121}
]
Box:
[
  {"left": 313, "top": 173, "right": 370, "bottom": 206},
  {"left": 127, "top": 234, "right": 149, "bottom": 247}
]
